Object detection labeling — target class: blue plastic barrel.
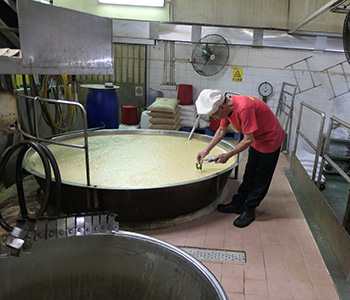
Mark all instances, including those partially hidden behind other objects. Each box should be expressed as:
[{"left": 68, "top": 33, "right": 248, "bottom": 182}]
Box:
[{"left": 82, "top": 84, "right": 119, "bottom": 129}]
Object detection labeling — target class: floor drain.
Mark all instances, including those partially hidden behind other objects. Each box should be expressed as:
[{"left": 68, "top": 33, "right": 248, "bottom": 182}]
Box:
[{"left": 180, "top": 247, "right": 246, "bottom": 263}]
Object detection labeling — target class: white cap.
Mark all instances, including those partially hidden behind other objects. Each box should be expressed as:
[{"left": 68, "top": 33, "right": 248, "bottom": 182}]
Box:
[{"left": 195, "top": 89, "right": 224, "bottom": 115}]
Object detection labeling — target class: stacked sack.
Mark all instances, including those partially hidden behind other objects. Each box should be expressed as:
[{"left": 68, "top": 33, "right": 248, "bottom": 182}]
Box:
[
  {"left": 178, "top": 104, "right": 210, "bottom": 129},
  {"left": 178, "top": 105, "right": 196, "bottom": 127},
  {"left": 148, "top": 97, "right": 181, "bottom": 130}
]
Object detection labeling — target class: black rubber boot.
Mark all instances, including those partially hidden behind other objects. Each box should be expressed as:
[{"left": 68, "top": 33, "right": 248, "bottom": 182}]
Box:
[
  {"left": 233, "top": 207, "right": 256, "bottom": 228},
  {"left": 217, "top": 194, "right": 245, "bottom": 214}
]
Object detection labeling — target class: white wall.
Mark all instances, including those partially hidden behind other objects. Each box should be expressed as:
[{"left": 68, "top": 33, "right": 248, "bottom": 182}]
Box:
[{"left": 147, "top": 41, "right": 350, "bottom": 154}]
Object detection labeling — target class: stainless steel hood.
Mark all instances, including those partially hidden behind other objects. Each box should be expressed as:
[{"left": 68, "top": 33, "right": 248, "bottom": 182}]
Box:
[
  {"left": 0, "top": 1, "right": 345, "bottom": 76},
  {"left": 18, "top": 0, "right": 113, "bottom": 74},
  {"left": 112, "top": 19, "right": 344, "bottom": 53},
  {"left": 0, "top": 0, "right": 114, "bottom": 75}
]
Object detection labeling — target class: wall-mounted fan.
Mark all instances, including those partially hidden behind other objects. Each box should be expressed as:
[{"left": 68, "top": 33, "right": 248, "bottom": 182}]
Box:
[
  {"left": 190, "top": 34, "right": 230, "bottom": 77},
  {"left": 343, "top": 10, "right": 350, "bottom": 64}
]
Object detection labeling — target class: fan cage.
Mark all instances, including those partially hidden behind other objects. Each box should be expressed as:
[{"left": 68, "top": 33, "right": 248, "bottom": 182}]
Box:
[
  {"left": 191, "top": 34, "right": 230, "bottom": 77},
  {"left": 343, "top": 10, "right": 350, "bottom": 64}
]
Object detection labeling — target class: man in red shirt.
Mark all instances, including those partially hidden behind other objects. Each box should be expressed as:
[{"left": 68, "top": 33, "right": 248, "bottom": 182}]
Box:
[{"left": 196, "top": 89, "right": 285, "bottom": 228}]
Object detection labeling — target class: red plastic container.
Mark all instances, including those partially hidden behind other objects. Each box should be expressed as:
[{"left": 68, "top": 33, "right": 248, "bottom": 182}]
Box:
[
  {"left": 121, "top": 105, "right": 139, "bottom": 125},
  {"left": 177, "top": 84, "right": 193, "bottom": 105},
  {"left": 209, "top": 118, "right": 221, "bottom": 131}
]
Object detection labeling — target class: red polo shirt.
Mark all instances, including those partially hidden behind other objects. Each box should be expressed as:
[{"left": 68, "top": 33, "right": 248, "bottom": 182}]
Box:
[{"left": 220, "top": 95, "right": 285, "bottom": 153}]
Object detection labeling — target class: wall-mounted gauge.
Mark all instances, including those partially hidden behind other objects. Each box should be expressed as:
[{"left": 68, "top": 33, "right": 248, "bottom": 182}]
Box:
[{"left": 258, "top": 81, "right": 273, "bottom": 102}]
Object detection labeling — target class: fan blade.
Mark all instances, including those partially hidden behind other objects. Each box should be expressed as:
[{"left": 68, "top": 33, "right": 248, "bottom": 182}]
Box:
[
  {"left": 192, "top": 46, "right": 210, "bottom": 63},
  {"left": 198, "top": 60, "right": 212, "bottom": 74},
  {"left": 191, "top": 34, "right": 230, "bottom": 76}
]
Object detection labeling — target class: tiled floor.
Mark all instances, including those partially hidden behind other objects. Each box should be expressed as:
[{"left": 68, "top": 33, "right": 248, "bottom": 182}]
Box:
[
  {"left": 140, "top": 151, "right": 340, "bottom": 300},
  {"left": 0, "top": 148, "right": 340, "bottom": 299}
]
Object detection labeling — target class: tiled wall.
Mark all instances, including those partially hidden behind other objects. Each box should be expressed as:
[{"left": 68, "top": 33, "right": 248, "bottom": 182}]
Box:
[{"left": 147, "top": 41, "right": 350, "bottom": 153}]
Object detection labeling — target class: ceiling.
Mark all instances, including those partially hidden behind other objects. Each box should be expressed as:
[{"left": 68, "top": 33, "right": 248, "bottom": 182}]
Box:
[
  {"left": 52, "top": 0, "right": 350, "bottom": 35},
  {"left": 172, "top": 0, "right": 350, "bottom": 35},
  {"left": 1, "top": 0, "right": 350, "bottom": 49}
]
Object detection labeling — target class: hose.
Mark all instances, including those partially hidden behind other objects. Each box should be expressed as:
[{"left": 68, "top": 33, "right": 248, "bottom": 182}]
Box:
[
  {"left": 15, "top": 143, "right": 51, "bottom": 219},
  {"left": 15, "top": 142, "right": 63, "bottom": 217},
  {"left": 40, "top": 75, "right": 77, "bottom": 132},
  {"left": 0, "top": 141, "right": 62, "bottom": 231},
  {"left": 35, "top": 144, "right": 62, "bottom": 216}
]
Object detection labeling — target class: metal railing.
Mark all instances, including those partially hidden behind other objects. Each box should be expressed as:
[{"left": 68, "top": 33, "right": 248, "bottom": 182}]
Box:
[
  {"left": 293, "top": 101, "right": 326, "bottom": 188},
  {"left": 284, "top": 56, "right": 321, "bottom": 94},
  {"left": 321, "top": 61, "right": 350, "bottom": 101},
  {"left": 320, "top": 116, "right": 350, "bottom": 228},
  {"left": 16, "top": 93, "right": 92, "bottom": 187},
  {"left": 294, "top": 102, "right": 350, "bottom": 230},
  {"left": 276, "top": 82, "right": 297, "bottom": 152}
]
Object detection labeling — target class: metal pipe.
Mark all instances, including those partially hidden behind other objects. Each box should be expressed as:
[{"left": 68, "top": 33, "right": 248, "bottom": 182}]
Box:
[
  {"left": 0, "top": 26, "right": 18, "bottom": 33},
  {"left": 315, "top": 111, "right": 326, "bottom": 187},
  {"left": 305, "top": 59, "right": 317, "bottom": 87},
  {"left": 300, "top": 101, "right": 325, "bottom": 115},
  {"left": 16, "top": 93, "right": 91, "bottom": 187},
  {"left": 293, "top": 101, "right": 326, "bottom": 186},
  {"left": 288, "top": 0, "right": 347, "bottom": 34},
  {"left": 187, "top": 115, "right": 201, "bottom": 141},
  {"left": 293, "top": 101, "right": 303, "bottom": 154},
  {"left": 319, "top": 116, "right": 350, "bottom": 187},
  {"left": 285, "top": 56, "right": 313, "bottom": 68},
  {"left": 290, "top": 65, "right": 301, "bottom": 93},
  {"left": 325, "top": 69, "right": 337, "bottom": 98},
  {"left": 324, "top": 154, "right": 350, "bottom": 184}
]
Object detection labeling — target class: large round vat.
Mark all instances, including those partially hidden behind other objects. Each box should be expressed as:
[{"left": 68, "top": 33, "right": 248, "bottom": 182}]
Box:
[
  {"left": 0, "top": 223, "right": 227, "bottom": 300},
  {"left": 23, "top": 130, "right": 240, "bottom": 227}
]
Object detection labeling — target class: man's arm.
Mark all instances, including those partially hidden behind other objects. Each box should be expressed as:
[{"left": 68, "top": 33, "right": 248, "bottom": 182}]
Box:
[
  {"left": 197, "top": 126, "right": 228, "bottom": 162},
  {"left": 214, "top": 132, "right": 254, "bottom": 163}
]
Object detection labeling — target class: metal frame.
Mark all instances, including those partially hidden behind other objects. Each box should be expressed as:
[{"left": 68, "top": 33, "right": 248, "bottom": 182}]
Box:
[
  {"left": 321, "top": 60, "right": 350, "bottom": 100},
  {"left": 320, "top": 116, "right": 350, "bottom": 230},
  {"left": 288, "top": 0, "right": 348, "bottom": 34},
  {"left": 276, "top": 82, "right": 297, "bottom": 152},
  {"left": 289, "top": 111, "right": 350, "bottom": 283},
  {"left": 285, "top": 56, "right": 322, "bottom": 94},
  {"left": 16, "top": 0, "right": 113, "bottom": 75},
  {"left": 16, "top": 93, "right": 91, "bottom": 187},
  {"left": 293, "top": 101, "right": 326, "bottom": 188}
]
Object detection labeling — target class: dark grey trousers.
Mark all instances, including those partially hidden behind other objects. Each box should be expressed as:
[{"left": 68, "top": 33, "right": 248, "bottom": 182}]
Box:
[{"left": 237, "top": 146, "right": 281, "bottom": 208}]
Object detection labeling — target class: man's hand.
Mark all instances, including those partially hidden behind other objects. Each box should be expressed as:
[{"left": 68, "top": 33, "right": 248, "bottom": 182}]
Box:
[
  {"left": 197, "top": 149, "right": 210, "bottom": 163},
  {"left": 212, "top": 152, "right": 231, "bottom": 164}
]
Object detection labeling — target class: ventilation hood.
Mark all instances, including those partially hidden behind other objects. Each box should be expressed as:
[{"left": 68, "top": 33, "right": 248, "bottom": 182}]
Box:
[{"left": 112, "top": 20, "right": 344, "bottom": 53}]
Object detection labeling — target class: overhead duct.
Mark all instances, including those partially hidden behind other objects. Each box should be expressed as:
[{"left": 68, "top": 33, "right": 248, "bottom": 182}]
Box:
[
  {"left": 112, "top": 20, "right": 344, "bottom": 53},
  {"left": 1, "top": 1, "right": 346, "bottom": 75},
  {"left": 288, "top": 0, "right": 349, "bottom": 34}
]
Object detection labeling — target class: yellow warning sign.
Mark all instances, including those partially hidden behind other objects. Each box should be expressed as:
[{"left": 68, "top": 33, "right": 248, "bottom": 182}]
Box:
[{"left": 232, "top": 67, "right": 243, "bottom": 82}]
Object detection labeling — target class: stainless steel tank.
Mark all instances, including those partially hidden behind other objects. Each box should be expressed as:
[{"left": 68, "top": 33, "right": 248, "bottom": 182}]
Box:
[
  {"left": 0, "top": 214, "right": 228, "bottom": 300},
  {"left": 22, "top": 129, "right": 240, "bottom": 227}
]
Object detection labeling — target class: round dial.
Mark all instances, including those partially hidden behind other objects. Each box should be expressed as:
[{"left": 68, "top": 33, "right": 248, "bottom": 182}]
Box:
[{"left": 258, "top": 81, "right": 273, "bottom": 97}]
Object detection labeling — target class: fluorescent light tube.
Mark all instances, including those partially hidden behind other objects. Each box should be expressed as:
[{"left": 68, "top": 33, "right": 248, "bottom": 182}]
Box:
[{"left": 98, "top": 0, "right": 164, "bottom": 7}]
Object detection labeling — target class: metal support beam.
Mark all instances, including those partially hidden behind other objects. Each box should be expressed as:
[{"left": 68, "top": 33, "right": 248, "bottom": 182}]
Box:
[
  {"left": 288, "top": 0, "right": 348, "bottom": 34},
  {"left": 0, "top": 19, "right": 19, "bottom": 48},
  {"left": 285, "top": 56, "right": 322, "bottom": 94},
  {"left": 3, "top": 0, "right": 17, "bottom": 12},
  {"left": 321, "top": 60, "right": 350, "bottom": 100}
]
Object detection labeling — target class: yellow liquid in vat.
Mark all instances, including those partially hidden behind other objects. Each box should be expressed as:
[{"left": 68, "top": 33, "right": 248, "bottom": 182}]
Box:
[{"left": 26, "top": 135, "right": 237, "bottom": 188}]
